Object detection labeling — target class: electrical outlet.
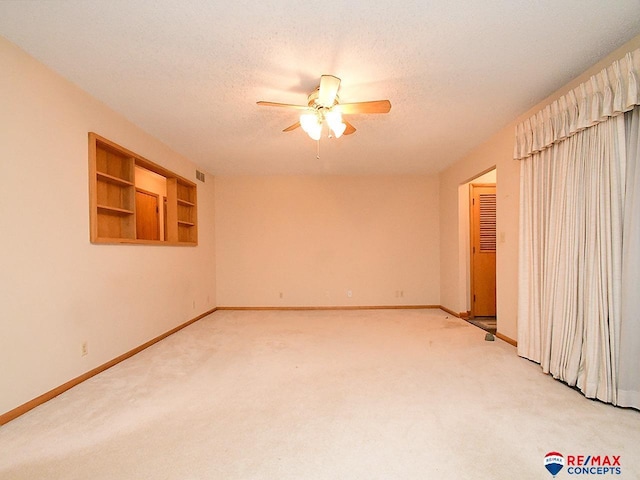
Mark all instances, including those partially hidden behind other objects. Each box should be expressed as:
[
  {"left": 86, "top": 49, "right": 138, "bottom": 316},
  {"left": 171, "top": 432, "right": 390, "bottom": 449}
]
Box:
[
  {"left": 279, "top": 292, "right": 283, "bottom": 299},
  {"left": 192, "top": 300, "right": 196, "bottom": 309},
  {"left": 81, "top": 341, "right": 88, "bottom": 357},
  {"left": 347, "top": 290, "right": 352, "bottom": 298}
]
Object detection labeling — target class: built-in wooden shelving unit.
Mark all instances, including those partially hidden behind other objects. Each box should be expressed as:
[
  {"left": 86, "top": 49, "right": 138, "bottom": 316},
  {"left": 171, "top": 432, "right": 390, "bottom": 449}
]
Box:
[
  {"left": 166, "top": 178, "right": 198, "bottom": 244},
  {"left": 88, "top": 132, "right": 198, "bottom": 245}
]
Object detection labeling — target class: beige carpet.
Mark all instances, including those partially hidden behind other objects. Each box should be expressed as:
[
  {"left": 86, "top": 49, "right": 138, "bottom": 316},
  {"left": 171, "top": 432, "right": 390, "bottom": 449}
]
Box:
[{"left": 1, "top": 309, "right": 638, "bottom": 479}]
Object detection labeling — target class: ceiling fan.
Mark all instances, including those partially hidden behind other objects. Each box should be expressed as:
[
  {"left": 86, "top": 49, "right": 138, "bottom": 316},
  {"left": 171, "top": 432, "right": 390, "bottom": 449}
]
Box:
[{"left": 257, "top": 75, "right": 391, "bottom": 140}]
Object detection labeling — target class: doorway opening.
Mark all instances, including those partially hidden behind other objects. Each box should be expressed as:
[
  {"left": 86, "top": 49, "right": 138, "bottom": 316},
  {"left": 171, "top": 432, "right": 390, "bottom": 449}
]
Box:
[
  {"left": 462, "top": 168, "right": 497, "bottom": 334},
  {"left": 134, "top": 166, "right": 167, "bottom": 241}
]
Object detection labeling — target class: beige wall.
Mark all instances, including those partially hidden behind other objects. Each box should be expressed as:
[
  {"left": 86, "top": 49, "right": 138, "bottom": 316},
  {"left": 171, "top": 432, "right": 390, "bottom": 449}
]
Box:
[
  {"left": 0, "top": 36, "right": 216, "bottom": 414},
  {"left": 439, "top": 34, "right": 640, "bottom": 342},
  {"left": 215, "top": 175, "right": 440, "bottom": 307}
]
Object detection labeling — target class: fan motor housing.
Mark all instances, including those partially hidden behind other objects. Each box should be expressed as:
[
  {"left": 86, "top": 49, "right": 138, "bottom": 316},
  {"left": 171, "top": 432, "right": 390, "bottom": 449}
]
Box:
[{"left": 307, "top": 87, "right": 340, "bottom": 109}]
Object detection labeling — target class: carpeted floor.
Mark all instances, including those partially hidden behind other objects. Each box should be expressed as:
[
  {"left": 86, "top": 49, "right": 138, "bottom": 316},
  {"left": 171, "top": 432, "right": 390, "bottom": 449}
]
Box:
[{"left": 0, "top": 309, "right": 638, "bottom": 479}]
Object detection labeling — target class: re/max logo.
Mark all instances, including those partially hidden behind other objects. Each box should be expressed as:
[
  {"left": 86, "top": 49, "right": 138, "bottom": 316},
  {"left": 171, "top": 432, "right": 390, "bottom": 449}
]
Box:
[{"left": 567, "top": 456, "right": 621, "bottom": 467}]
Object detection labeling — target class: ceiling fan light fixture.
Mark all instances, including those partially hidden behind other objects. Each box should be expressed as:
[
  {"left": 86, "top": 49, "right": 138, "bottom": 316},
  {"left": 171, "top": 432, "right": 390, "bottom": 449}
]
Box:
[
  {"left": 257, "top": 74, "right": 390, "bottom": 142},
  {"left": 308, "top": 123, "right": 322, "bottom": 140},
  {"left": 331, "top": 122, "right": 346, "bottom": 138},
  {"left": 300, "top": 112, "right": 318, "bottom": 131},
  {"left": 325, "top": 110, "right": 346, "bottom": 138},
  {"left": 300, "top": 113, "right": 322, "bottom": 140}
]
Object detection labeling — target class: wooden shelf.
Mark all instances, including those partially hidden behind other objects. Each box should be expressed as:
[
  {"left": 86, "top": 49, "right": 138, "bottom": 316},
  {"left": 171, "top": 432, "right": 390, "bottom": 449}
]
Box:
[
  {"left": 97, "top": 171, "right": 135, "bottom": 187},
  {"left": 90, "top": 134, "right": 135, "bottom": 241},
  {"left": 97, "top": 204, "right": 134, "bottom": 215},
  {"left": 167, "top": 177, "right": 198, "bottom": 244}
]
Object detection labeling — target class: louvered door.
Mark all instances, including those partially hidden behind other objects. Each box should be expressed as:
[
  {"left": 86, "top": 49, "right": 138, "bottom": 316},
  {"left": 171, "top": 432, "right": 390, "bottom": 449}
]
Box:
[{"left": 470, "top": 184, "right": 496, "bottom": 317}]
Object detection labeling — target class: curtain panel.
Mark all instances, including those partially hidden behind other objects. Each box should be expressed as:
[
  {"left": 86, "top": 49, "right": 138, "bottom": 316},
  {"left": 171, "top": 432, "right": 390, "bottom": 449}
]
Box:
[
  {"left": 618, "top": 106, "right": 640, "bottom": 409},
  {"left": 517, "top": 116, "right": 626, "bottom": 405},
  {"left": 514, "top": 48, "right": 640, "bottom": 161},
  {"left": 515, "top": 46, "right": 640, "bottom": 409}
]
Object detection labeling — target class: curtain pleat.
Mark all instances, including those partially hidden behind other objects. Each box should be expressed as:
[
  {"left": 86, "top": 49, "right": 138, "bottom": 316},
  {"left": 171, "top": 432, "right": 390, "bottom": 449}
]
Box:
[{"left": 514, "top": 49, "right": 640, "bottom": 160}]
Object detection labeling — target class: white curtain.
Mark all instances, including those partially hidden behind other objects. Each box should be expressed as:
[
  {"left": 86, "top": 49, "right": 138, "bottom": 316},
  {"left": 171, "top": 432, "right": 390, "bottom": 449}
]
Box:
[
  {"left": 618, "top": 106, "right": 640, "bottom": 408},
  {"left": 516, "top": 48, "right": 640, "bottom": 409},
  {"left": 514, "top": 50, "right": 639, "bottom": 160}
]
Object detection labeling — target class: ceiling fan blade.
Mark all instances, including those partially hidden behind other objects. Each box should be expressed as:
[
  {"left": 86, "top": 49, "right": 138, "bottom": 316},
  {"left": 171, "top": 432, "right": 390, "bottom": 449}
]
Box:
[
  {"left": 343, "top": 120, "right": 356, "bottom": 135},
  {"left": 257, "top": 101, "right": 309, "bottom": 110},
  {"left": 317, "top": 75, "right": 341, "bottom": 106},
  {"left": 282, "top": 121, "right": 301, "bottom": 132},
  {"left": 339, "top": 100, "right": 391, "bottom": 114}
]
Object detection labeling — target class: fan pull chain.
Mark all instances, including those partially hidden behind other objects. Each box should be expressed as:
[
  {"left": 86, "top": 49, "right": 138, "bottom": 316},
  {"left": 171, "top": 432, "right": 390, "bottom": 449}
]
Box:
[{"left": 316, "top": 139, "right": 320, "bottom": 159}]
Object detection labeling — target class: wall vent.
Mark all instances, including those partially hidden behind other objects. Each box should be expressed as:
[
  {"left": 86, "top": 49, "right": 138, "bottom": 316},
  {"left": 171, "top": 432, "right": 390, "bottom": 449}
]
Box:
[{"left": 195, "top": 170, "right": 205, "bottom": 182}]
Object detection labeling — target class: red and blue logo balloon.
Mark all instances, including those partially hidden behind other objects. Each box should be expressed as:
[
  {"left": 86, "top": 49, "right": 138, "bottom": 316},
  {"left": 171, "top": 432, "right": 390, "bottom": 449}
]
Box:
[{"left": 544, "top": 452, "right": 565, "bottom": 477}]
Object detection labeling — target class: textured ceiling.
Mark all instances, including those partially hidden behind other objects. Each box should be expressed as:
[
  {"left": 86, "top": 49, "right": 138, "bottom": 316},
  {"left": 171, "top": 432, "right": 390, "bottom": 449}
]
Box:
[{"left": 1, "top": 1, "right": 640, "bottom": 175}]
